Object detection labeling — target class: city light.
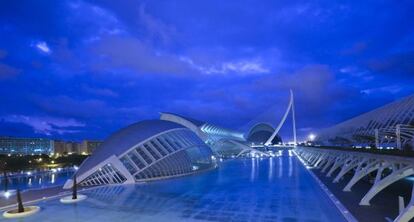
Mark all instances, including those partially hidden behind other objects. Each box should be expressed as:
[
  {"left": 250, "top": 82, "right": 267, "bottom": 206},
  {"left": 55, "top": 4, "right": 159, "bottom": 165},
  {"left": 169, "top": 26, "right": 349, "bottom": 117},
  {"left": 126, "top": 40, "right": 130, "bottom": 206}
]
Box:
[
  {"left": 308, "top": 133, "right": 316, "bottom": 141},
  {"left": 0, "top": 2, "right": 412, "bottom": 221},
  {"left": 3, "top": 191, "right": 11, "bottom": 199}
]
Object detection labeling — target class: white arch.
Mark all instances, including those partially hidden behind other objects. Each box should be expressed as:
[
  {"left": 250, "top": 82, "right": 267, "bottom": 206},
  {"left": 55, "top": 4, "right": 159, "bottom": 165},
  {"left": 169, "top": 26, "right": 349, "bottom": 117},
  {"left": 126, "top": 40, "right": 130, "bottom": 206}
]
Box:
[
  {"left": 265, "top": 90, "right": 297, "bottom": 146},
  {"left": 360, "top": 165, "right": 414, "bottom": 206},
  {"left": 343, "top": 159, "right": 382, "bottom": 192}
]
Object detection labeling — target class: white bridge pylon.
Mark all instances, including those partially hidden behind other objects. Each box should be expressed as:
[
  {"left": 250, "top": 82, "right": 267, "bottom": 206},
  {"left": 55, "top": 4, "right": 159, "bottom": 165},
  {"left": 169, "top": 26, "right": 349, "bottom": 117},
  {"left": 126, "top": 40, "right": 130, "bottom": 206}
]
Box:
[
  {"left": 295, "top": 147, "right": 414, "bottom": 222},
  {"left": 265, "top": 90, "right": 297, "bottom": 146}
]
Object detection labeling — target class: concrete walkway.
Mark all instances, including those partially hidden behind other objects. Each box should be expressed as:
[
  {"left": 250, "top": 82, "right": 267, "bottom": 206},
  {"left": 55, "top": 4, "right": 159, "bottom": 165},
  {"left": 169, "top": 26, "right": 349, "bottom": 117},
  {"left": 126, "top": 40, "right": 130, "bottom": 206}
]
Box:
[
  {"left": 312, "top": 169, "right": 412, "bottom": 222},
  {"left": 0, "top": 186, "right": 71, "bottom": 209}
]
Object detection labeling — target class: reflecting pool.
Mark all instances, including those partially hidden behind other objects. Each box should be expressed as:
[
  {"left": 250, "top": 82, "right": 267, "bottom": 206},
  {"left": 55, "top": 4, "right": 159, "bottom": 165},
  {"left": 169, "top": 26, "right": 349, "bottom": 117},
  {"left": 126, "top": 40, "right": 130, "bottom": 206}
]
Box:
[
  {"left": 0, "top": 150, "right": 346, "bottom": 221},
  {"left": 0, "top": 169, "right": 74, "bottom": 191}
]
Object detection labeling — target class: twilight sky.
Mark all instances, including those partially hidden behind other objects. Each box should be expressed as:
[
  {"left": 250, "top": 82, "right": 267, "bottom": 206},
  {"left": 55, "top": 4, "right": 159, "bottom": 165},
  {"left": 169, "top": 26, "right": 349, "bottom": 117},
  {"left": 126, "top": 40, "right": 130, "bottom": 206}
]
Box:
[{"left": 0, "top": 0, "right": 413, "bottom": 141}]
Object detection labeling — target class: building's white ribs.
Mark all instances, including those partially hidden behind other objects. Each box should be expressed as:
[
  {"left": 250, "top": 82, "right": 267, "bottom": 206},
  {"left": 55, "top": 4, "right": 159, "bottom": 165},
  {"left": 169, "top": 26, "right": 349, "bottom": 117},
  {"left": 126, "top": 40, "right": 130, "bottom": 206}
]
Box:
[
  {"left": 316, "top": 95, "right": 414, "bottom": 149},
  {"left": 294, "top": 147, "right": 414, "bottom": 222},
  {"left": 343, "top": 159, "right": 382, "bottom": 192},
  {"left": 394, "top": 185, "right": 414, "bottom": 222}
]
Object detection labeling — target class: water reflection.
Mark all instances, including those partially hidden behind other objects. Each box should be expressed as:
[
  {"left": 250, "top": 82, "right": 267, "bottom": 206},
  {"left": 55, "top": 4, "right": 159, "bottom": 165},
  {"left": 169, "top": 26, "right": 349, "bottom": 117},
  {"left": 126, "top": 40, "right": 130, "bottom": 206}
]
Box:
[
  {"left": 278, "top": 155, "right": 283, "bottom": 178},
  {"left": 51, "top": 173, "right": 56, "bottom": 184},
  {"left": 0, "top": 169, "right": 74, "bottom": 191},
  {"left": 289, "top": 155, "right": 293, "bottom": 177},
  {"left": 55, "top": 153, "right": 345, "bottom": 222},
  {"left": 268, "top": 157, "right": 273, "bottom": 181}
]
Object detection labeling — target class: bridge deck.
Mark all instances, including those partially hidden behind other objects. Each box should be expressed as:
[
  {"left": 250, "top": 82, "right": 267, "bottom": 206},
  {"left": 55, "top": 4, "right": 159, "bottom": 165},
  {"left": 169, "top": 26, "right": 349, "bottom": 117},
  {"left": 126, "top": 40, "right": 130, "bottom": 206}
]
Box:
[{"left": 305, "top": 145, "right": 414, "bottom": 157}]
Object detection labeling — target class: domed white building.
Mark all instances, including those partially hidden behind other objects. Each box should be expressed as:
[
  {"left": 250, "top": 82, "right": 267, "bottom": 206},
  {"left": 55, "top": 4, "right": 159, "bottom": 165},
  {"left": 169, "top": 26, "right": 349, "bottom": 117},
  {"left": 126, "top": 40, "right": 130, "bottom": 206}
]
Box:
[{"left": 64, "top": 119, "right": 216, "bottom": 188}]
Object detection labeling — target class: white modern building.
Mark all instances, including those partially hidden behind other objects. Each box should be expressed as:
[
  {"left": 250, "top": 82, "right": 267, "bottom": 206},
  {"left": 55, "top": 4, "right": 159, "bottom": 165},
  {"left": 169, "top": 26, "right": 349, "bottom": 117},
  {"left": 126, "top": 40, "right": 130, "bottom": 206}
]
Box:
[
  {"left": 64, "top": 120, "right": 215, "bottom": 188},
  {"left": 315, "top": 94, "right": 414, "bottom": 150},
  {"left": 65, "top": 91, "right": 297, "bottom": 188}
]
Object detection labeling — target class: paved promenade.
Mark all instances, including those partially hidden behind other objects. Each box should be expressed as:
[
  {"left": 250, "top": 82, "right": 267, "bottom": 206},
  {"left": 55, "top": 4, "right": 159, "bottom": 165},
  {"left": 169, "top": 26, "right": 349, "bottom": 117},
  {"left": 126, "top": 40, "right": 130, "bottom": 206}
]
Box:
[
  {"left": 0, "top": 186, "right": 71, "bottom": 209},
  {"left": 312, "top": 169, "right": 412, "bottom": 222}
]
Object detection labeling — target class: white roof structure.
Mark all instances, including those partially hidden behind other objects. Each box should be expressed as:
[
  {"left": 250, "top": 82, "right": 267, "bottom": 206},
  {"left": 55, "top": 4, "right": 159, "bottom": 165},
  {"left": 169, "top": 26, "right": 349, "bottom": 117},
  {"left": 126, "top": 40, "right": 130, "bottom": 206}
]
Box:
[
  {"left": 64, "top": 119, "right": 216, "bottom": 188},
  {"left": 316, "top": 94, "right": 414, "bottom": 149},
  {"left": 160, "top": 112, "right": 271, "bottom": 157}
]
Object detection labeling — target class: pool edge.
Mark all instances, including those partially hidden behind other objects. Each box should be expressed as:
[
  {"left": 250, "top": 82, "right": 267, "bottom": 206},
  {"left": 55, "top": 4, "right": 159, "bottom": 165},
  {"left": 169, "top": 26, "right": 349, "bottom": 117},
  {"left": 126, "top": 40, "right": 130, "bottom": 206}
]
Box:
[{"left": 293, "top": 149, "right": 358, "bottom": 222}]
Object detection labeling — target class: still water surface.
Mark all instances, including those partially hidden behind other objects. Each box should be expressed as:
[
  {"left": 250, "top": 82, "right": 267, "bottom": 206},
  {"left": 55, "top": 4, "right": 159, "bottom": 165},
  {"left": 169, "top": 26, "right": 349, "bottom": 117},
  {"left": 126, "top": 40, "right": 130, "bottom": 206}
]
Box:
[{"left": 0, "top": 151, "right": 345, "bottom": 221}]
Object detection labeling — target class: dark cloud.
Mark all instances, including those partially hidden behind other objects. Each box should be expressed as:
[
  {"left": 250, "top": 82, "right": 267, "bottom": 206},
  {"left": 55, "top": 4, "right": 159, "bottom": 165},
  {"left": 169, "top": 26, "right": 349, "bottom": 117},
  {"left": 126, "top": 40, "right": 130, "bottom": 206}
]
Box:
[
  {"left": 0, "top": 0, "right": 413, "bottom": 141},
  {"left": 2, "top": 115, "right": 85, "bottom": 135},
  {"left": 0, "top": 49, "right": 7, "bottom": 59},
  {"left": 0, "top": 63, "right": 20, "bottom": 79},
  {"left": 340, "top": 42, "right": 368, "bottom": 56},
  {"left": 367, "top": 51, "right": 414, "bottom": 77},
  {"left": 88, "top": 35, "right": 194, "bottom": 76}
]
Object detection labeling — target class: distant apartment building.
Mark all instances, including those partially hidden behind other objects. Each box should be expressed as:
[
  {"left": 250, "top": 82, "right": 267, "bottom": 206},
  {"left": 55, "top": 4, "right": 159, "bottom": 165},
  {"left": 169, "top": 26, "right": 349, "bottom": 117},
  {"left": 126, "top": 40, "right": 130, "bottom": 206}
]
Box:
[
  {"left": 65, "top": 141, "right": 81, "bottom": 154},
  {"left": 52, "top": 140, "right": 66, "bottom": 155},
  {"left": 0, "top": 136, "right": 54, "bottom": 155},
  {"left": 53, "top": 140, "right": 79, "bottom": 155},
  {"left": 54, "top": 140, "right": 102, "bottom": 155},
  {"left": 0, "top": 136, "right": 102, "bottom": 156},
  {"left": 80, "top": 140, "right": 102, "bottom": 154}
]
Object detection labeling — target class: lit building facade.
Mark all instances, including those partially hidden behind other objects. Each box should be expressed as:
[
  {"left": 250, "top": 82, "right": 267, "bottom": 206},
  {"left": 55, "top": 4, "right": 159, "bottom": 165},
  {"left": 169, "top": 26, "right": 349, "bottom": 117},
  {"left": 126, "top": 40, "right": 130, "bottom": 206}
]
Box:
[
  {"left": 0, "top": 136, "right": 54, "bottom": 155},
  {"left": 53, "top": 140, "right": 81, "bottom": 155}
]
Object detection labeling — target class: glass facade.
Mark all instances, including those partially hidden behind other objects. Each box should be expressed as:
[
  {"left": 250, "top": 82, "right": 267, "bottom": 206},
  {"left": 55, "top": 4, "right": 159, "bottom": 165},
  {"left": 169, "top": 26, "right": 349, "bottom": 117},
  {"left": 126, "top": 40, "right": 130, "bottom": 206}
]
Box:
[
  {"left": 120, "top": 129, "right": 214, "bottom": 182},
  {"left": 78, "top": 128, "right": 215, "bottom": 186},
  {"left": 80, "top": 164, "right": 127, "bottom": 186}
]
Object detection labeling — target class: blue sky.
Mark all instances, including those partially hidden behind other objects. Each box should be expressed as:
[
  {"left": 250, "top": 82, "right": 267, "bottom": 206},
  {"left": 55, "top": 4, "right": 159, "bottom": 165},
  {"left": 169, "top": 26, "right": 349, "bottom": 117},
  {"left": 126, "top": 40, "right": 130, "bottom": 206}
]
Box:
[{"left": 0, "top": 0, "right": 413, "bottom": 141}]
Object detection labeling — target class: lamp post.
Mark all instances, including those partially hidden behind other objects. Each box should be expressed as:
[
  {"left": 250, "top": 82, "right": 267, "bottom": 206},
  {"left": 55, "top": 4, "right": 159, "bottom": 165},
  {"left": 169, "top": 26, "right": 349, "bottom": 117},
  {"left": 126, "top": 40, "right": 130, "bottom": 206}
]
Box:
[
  {"left": 72, "top": 174, "right": 77, "bottom": 200},
  {"left": 3, "top": 171, "right": 8, "bottom": 193}
]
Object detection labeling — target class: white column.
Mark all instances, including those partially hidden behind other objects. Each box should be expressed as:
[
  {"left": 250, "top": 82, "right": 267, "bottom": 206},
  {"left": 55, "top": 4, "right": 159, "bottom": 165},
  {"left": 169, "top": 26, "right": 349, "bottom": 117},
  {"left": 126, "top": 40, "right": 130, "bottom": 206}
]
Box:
[
  {"left": 333, "top": 157, "right": 360, "bottom": 183},
  {"left": 327, "top": 156, "right": 345, "bottom": 177},
  {"left": 291, "top": 90, "right": 297, "bottom": 145},
  {"left": 343, "top": 160, "right": 382, "bottom": 192},
  {"left": 396, "top": 124, "right": 402, "bottom": 150},
  {"left": 394, "top": 184, "right": 414, "bottom": 222}
]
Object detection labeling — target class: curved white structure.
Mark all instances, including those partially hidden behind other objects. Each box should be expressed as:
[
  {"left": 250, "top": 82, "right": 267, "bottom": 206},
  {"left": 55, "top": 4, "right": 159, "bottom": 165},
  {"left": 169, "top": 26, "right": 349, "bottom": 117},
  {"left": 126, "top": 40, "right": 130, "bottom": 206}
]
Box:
[
  {"left": 160, "top": 93, "right": 295, "bottom": 156},
  {"left": 316, "top": 94, "right": 414, "bottom": 150},
  {"left": 64, "top": 120, "right": 216, "bottom": 188},
  {"left": 265, "top": 90, "right": 297, "bottom": 146},
  {"left": 295, "top": 147, "right": 414, "bottom": 222},
  {"left": 160, "top": 112, "right": 263, "bottom": 157},
  {"left": 246, "top": 123, "right": 282, "bottom": 145}
]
